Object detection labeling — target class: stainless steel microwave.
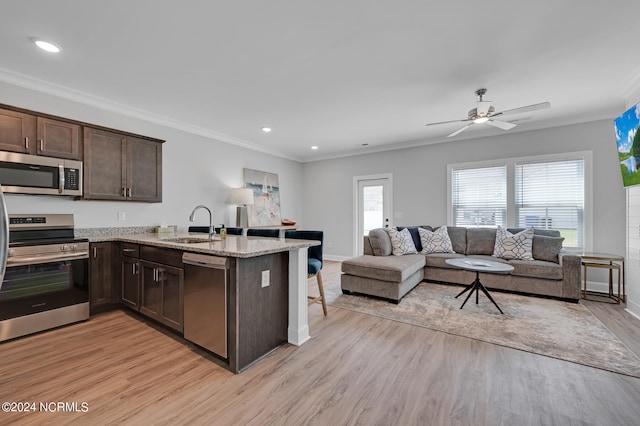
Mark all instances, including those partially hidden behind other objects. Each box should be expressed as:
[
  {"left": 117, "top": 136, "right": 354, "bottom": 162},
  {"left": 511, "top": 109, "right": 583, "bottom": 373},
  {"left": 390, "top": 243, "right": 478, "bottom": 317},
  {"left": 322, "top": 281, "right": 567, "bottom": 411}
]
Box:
[{"left": 0, "top": 151, "right": 82, "bottom": 196}]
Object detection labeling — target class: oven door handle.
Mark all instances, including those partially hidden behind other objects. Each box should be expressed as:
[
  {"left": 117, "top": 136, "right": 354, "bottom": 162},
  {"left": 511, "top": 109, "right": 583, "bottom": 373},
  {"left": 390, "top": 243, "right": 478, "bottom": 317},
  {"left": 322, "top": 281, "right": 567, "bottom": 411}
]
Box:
[{"left": 6, "top": 251, "right": 89, "bottom": 267}]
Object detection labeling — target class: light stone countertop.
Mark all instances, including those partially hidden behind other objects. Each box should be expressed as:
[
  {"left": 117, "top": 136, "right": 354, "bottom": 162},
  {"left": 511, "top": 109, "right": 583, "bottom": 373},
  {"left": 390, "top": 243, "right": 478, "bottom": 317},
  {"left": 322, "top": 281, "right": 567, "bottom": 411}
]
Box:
[{"left": 82, "top": 232, "right": 320, "bottom": 258}]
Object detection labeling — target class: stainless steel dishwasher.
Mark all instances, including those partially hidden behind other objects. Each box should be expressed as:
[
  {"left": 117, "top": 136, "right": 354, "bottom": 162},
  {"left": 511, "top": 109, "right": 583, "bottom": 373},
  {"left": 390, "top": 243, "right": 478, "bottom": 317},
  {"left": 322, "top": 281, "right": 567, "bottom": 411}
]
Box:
[{"left": 183, "top": 252, "right": 229, "bottom": 358}]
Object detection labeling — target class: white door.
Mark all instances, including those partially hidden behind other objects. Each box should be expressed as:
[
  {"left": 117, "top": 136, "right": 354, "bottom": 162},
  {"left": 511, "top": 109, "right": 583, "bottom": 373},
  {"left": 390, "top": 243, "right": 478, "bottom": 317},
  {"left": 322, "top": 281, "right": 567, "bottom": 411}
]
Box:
[{"left": 354, "top": 174, "right": 392, "bottom": 255}]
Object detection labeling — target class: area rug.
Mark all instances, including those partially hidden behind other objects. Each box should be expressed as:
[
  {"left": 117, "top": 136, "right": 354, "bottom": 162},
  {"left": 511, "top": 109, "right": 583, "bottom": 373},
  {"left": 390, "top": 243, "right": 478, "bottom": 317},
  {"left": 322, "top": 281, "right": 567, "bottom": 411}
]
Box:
[{"left": 327, "top": 282, "right": 640, "bottom": 378}]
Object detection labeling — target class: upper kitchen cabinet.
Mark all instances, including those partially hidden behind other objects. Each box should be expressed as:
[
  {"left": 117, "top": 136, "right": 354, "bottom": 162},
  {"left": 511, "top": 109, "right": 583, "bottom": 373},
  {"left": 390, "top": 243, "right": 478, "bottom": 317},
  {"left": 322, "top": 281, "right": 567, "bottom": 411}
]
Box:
[
  {"left": 0, "top": 107, "right": 81, "bottom": 159},
  {"left": 0, "top": 108, "right": 36, "bottom": 154},
  {"left": 37, "top": 117, "right": 81, "bottom": 160},
  {"left": 83, "top": 127, "right": 163, "bottom": 202}
]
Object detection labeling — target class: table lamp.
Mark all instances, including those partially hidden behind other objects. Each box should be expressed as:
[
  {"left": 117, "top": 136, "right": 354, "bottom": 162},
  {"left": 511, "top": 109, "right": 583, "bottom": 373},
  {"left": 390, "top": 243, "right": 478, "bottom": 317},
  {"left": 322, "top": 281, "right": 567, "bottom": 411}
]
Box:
[{"left": 231, "top": 188, "right": 254, "bottom": 228}]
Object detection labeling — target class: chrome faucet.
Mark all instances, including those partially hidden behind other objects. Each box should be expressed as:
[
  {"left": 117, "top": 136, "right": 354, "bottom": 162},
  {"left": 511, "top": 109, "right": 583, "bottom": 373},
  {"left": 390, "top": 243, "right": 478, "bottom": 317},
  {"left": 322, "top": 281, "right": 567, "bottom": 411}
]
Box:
[{"left": 189, "top": 205, "right": 214, "bottom": 240}]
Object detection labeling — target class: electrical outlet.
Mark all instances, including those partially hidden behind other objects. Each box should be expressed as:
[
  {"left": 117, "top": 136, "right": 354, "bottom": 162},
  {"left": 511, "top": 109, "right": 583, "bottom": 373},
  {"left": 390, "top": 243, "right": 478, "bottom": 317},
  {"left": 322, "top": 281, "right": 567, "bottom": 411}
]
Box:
[
  {"left": 117, "top": 212, "right": 126, "bottom": 221},
  {"left": 261, "top": 270, "right": 270, "bottom": 288}
]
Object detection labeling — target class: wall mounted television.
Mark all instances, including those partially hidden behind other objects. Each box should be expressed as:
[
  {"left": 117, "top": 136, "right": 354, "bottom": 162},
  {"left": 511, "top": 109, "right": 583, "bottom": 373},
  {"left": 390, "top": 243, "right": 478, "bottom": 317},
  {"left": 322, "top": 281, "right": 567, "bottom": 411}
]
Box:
[{"left": 614, "top": 101, "right": 640, "bottom": 187}]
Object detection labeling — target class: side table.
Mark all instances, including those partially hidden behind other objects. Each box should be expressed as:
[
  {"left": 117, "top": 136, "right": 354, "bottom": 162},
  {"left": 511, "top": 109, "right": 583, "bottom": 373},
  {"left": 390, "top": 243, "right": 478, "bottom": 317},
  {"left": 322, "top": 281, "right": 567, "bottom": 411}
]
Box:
[{"left": 580, "top": 252, "right": 625, "bottom": 304}]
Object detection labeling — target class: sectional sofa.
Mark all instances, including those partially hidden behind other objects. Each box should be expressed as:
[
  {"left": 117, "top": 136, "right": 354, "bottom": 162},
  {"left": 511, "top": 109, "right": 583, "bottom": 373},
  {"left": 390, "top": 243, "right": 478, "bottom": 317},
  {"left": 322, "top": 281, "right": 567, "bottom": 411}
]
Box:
[{"left": 340, "top": 226, "right": 582, "bottom": 303}]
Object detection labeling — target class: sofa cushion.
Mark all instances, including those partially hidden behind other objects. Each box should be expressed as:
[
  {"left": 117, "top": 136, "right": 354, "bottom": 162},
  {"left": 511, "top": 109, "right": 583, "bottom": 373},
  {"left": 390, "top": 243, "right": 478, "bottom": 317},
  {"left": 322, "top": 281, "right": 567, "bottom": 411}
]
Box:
[
  {"left": 493, "top": 226, "right": 534, "bottom": 260},
  {"left": 508, "top": 259, "right": 563, "bottom": 280},
  {"left": 342, "top": 254, "right": 426, "bottom": 283},
  {"left": 369, "top": 228, "right": 392, "bottom": 256},
  {"left": 388, "top": 227, "right": 418, "bottom": 256},
  {"left": 508, "top": 228, "right": 561, "bottom": 237},
  {"left": 532, "top": 235, "right": 564, "bottom": 263},
  {"left": 397, "top": 227, "right": 423, "bottom": 252},
  {"left": 425, "top": 252, "right": 466, "bottom": 268},
  {"left": 466, "top": 228, "right": 497, "bottom": 255},
  {"left": 418, "top": 226, "right": 455, "bottom": 254}
]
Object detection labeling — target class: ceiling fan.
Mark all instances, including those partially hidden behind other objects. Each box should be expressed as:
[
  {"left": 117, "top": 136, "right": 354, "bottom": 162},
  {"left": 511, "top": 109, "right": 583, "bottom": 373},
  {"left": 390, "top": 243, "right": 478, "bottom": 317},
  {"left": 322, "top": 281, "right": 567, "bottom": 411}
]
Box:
[{"left": 425, "top": 89, "right": 550, "bottom": 138}]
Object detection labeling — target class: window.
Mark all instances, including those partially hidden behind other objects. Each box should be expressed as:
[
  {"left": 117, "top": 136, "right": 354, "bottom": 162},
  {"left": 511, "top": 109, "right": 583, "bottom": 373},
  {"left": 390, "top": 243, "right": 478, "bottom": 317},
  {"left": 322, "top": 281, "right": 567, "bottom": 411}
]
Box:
[
  {"left": 451, "top": 165, "right": 507, "bottom": 228},
  {"left": 448, "top": 152, "right": 591, "bottom": 250},
  {"left": 515, "top": 160, "right": 584, "bottom": 247}
]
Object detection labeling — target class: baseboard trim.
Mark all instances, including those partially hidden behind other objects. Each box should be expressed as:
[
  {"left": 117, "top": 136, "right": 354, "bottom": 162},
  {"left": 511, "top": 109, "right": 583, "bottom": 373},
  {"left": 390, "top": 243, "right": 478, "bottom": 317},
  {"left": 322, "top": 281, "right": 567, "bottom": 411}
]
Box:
[{"left": 324, "top": 255, "right": 349, "bottom": 262}]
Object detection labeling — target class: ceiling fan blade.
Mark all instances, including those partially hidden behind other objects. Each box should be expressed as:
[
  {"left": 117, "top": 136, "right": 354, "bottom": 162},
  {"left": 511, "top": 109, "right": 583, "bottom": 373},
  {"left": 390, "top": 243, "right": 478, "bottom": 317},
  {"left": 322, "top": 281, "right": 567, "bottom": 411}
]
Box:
[
  {"left": 494, "top": 102, "right": 551, "bottom": 116},
  {"left": 425, "top": 118, "right": 469, "bottom": 127},
  {"left": 487, "top": 119, "right": 516, "bottom": 130},
  {"left": 476, "top": 101, "right": 492, "bottom": 116},
  {"left": 447, "top": 123, "right": 474, "bottom": 138}
]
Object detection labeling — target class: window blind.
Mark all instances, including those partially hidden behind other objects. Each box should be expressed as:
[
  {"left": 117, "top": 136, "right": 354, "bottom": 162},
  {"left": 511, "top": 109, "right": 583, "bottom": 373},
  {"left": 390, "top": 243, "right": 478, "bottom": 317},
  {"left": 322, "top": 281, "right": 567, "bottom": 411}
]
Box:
[
  {"left": 451, "top": 165, "right": 507, "bottom": 228},
  {"left": 515, "top": 159, "right": 584, "bottom": 247}
]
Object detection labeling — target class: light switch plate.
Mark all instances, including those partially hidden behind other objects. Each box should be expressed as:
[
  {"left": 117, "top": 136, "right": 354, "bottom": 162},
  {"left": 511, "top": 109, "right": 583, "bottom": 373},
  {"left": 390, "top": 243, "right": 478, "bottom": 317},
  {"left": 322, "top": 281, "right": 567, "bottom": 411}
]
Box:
[{"left": 261, "top": 270, "right": 270, "bottom": 287}]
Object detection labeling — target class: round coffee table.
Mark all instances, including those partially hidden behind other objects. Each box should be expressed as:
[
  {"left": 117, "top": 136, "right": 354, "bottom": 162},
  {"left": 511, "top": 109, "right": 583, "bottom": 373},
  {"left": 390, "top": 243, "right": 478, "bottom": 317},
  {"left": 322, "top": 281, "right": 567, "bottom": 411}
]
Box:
[{"left": 445, "top": 258, "right": 514, "bottom": 314}]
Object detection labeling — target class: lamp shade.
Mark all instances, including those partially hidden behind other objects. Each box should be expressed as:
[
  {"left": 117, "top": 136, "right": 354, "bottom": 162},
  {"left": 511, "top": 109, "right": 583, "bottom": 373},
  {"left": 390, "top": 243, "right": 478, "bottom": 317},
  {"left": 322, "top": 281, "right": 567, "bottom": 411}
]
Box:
[{"left": 230, "top": 188, "right": 254, "bottom": 205}]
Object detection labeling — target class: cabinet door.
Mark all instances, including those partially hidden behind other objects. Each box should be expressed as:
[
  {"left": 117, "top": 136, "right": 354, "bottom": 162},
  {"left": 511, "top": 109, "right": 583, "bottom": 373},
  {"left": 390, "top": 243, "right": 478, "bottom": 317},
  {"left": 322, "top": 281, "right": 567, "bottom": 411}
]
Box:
[
  {"left": 127, "top": 136, "right": 162, "bottom": 202},
  {"left": 37, "top": 117, "right": 81, "bottom": 160},
  {"left": 90, "top": 242, "right": 114, "bottom": 311},
  {"left": 0, "top": 108, "right": 36, "bottom": 153},
  {"left": 160, "top": 265, "right": 184, "bottom": 332},
  {"left": 140, "top": 260, "right": 162, "bottom": 318},
  {"left": 121, "top": 256, "right": 140, "bottom": 309},
  {"left": 83, "top": 127, "right": 127, "bottom": 200}
]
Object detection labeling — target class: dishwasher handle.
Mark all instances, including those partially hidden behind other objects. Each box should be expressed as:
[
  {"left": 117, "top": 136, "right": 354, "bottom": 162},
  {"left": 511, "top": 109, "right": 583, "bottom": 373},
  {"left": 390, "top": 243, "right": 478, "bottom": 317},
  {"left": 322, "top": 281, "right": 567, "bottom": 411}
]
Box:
[{"left": 183, "top": 252, "right": 229, "bottom": 269}]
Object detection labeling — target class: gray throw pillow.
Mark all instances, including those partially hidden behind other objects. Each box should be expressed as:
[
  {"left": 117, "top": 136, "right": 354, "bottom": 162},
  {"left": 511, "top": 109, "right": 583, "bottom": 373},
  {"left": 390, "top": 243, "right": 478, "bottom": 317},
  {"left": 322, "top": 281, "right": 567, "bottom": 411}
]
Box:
[
  {"left": 369, "top": 228, "right": 392, "bottom": 256},
  {"left": 532, "top": 235, "right": 565, "bottom": 263}
]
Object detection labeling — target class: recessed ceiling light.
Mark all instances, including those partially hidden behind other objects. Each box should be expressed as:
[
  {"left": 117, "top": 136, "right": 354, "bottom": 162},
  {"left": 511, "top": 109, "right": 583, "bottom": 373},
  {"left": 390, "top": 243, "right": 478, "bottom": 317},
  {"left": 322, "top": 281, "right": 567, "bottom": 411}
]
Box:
[
  {"left": 261, "top": 127, "right": 272, "bottom": 133},
  {"left": 32, "top": 38, "right": 62, "bottom": 53},
  {"left": 311, "top": 146, "right": 318, "bottom": 150}
]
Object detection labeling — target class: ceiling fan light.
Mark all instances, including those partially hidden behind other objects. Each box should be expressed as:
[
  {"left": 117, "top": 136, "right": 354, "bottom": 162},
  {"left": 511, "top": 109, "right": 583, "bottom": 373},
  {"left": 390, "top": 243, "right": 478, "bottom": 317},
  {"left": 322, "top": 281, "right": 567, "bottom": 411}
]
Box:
[{"left": 473, "top": 117, "right": 489, "bottom": 124}]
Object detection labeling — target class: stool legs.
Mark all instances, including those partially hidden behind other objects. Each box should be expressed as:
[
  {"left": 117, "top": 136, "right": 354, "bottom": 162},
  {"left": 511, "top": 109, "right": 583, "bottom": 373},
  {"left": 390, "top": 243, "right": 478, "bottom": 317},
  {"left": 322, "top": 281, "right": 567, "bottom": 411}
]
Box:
[{"left": 308, "top": 271, "right": 327, "bottom": 316}]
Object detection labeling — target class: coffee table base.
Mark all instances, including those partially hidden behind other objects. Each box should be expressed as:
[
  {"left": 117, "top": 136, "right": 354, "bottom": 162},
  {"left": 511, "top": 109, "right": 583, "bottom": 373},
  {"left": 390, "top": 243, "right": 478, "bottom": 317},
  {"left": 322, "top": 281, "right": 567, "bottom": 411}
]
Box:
[{"left": 455, "top": 270, "right": 504, "bottom": 314}]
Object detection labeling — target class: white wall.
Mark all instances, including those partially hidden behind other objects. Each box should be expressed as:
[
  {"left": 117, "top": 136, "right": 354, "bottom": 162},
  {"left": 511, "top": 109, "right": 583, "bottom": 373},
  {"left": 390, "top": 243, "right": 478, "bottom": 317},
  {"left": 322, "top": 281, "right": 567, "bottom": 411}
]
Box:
[
  {"left": 302, "top": 119, "right": 626, "bottom": 262},
  {"left": 0, "top": 82, "right": 303, "bottom": 230}
]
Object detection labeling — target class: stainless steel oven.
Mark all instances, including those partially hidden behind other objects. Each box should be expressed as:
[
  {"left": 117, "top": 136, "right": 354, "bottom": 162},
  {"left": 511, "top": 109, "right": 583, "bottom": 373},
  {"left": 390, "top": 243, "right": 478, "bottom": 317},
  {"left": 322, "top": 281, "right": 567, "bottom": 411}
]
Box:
[{"left": 0, "top": 214, "right": 89, "bottom": 342}]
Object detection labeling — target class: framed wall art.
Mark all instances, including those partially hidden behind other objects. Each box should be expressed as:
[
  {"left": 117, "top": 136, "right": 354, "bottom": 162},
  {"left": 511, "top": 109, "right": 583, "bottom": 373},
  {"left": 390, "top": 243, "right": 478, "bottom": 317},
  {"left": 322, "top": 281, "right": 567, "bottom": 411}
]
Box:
[{"left": 243, "top": 168, "right": 282, "bottom": 226}]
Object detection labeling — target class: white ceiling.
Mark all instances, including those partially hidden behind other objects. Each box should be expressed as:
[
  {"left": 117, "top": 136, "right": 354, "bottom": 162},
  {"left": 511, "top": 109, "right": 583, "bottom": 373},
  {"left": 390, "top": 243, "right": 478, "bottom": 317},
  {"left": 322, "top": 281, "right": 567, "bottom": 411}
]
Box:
[{"left": 1, "top": 1, "right": 640, "bottom": 162}]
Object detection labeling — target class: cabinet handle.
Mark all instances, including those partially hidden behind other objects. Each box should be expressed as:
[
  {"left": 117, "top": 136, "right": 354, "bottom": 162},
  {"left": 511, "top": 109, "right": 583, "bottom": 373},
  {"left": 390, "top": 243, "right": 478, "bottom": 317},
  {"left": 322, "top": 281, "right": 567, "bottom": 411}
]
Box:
[
  {"left": 132, "top": 263, "right": 137, "bottom": 275},
  {"left": 127, "top": 187, "right": 132, "bottom": 197},
  {"left": 40, "top": 139, "right": 44, "bottom": 151},
  {"left": 153, "top": 268, "right": 157, "bottom": 281},
  {"left": 123, "top": 248, "right": 135, "bottom": 253},
  {"left": 93, "top": 247, "right": 97, "bottom": 258},
  {"left": 122, "top": 187, "right": 127, "bottom": 197},
  {"left": 25, "top": 137, "right": 29, "bottom": 149}
]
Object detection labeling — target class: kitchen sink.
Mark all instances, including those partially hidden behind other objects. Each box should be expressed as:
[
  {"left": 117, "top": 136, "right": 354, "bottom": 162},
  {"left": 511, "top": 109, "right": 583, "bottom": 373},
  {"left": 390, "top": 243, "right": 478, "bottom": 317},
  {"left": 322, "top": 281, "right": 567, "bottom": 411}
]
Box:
[{"left": 163, "top": 237, "right": 217, "bottom": 244}]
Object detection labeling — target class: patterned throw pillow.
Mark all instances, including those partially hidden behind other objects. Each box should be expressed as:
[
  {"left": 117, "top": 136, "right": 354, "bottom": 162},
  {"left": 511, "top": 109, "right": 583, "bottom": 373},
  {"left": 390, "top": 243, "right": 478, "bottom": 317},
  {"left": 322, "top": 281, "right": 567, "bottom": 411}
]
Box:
[
  {"left": 493, "top": 226, "right": 534, "bottom": 260},
  {"left": 387, "top": 227, "right": 418, "bottom": 256},
  {"left": 418, "top": 226, "right": 456, "bottom": 254}
]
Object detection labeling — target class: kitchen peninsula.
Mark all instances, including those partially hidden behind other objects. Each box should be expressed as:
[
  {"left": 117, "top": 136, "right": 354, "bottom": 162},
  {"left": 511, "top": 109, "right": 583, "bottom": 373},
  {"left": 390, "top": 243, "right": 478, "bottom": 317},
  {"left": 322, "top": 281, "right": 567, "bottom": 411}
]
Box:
[{"left": 85, "top": 231, "right": 320, "bottom": 373}]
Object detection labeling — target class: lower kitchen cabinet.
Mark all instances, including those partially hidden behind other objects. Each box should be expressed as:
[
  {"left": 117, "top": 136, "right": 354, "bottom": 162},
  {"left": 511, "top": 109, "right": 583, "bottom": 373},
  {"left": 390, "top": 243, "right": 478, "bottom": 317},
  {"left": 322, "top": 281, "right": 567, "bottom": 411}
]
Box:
[
  {"left": 139, "top": 260, "right": 184, "bottom": 332},
  {"left": 121, "top": 255, "right": 140, "bottom": 309},
  {"left": 89, "top": 242, "right": 118, "bottom": 314}
]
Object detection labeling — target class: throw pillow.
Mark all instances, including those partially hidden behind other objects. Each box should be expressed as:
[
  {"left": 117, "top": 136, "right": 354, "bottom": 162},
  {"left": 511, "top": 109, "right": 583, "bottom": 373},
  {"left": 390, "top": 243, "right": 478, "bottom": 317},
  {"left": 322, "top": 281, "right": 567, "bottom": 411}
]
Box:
[
  {"left": 387, "top": 227, "right": 418, "bottom": 256},
  {"left": 532, "top": 235, "right": 565, "bottom": 263},
  {"left": 493, "top": 226, "right": 534, "bottom": 260},
  {"left": 418, "top": 226, "right": 456, "bottom": 254}
]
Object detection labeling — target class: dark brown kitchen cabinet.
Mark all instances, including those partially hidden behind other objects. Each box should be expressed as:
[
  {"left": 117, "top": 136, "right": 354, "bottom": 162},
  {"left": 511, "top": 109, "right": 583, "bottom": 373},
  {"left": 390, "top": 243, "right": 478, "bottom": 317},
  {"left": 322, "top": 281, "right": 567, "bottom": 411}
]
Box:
[
  {"left": 0, "top": 108, "right": 81, "bottom": 159},
  {"left": 83, "top": 127, "right": 162, "bottom": 202},
  {"left": 0, "top": 108, "right": 36, "bottom": 153},
  {"left": 89, "top": 242, "right": 117, "bottom": 314},
  {"left": 139, "top": 260, "right": 183, "bottom": 332},
  {"left": 36, "top": 117, "right": 81, "bottom": 160},
  {"left": 121, "top": 243, "right": 140, "bottom": 309}
]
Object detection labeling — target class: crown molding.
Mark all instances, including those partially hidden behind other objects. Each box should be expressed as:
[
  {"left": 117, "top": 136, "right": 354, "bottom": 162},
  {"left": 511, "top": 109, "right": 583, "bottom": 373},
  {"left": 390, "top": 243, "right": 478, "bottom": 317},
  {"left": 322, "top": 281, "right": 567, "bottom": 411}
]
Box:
[{"left": 0, "top": 67, "right": 299, "bottom": 162}]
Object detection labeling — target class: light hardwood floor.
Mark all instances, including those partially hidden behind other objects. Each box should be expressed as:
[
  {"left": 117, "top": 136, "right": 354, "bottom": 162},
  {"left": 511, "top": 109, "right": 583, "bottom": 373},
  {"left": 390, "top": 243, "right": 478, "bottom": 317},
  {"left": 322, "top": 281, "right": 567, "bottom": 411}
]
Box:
[{"left": 1, "top": 260, "right": 640, "bottom": 425}]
